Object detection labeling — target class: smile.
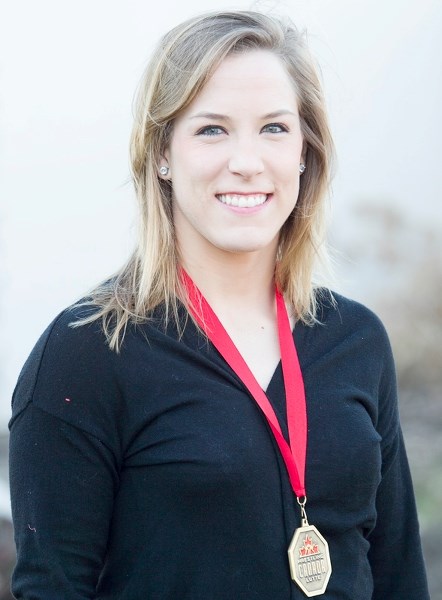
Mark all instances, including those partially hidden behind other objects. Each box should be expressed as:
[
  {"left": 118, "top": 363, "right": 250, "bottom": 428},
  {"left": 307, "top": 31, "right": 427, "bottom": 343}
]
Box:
[{"left": 216, "top": 193, "right": 269, "bottom": 208}]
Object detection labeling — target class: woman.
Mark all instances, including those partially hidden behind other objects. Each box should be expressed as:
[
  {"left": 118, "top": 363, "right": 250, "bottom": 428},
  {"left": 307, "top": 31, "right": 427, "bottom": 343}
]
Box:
[{"left": 9, "top": 10, "right": 429, "bottom": 599}]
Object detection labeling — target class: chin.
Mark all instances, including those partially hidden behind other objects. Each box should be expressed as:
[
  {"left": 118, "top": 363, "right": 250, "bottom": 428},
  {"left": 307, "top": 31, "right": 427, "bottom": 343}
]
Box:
[{"left": 215, "top": 239, "right": 275, "bottom": 255}]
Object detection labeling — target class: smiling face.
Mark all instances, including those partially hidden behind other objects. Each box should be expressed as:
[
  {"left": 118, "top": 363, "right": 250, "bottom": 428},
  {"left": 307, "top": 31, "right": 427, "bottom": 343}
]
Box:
[{"left": 162, "top": 49, "right": 305, "bottom": 265}]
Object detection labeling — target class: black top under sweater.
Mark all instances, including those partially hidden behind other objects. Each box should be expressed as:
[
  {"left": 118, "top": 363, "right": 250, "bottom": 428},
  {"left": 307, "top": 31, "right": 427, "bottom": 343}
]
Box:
[{"left": 9, "top": 293, "right": 429, "bottom": 599}]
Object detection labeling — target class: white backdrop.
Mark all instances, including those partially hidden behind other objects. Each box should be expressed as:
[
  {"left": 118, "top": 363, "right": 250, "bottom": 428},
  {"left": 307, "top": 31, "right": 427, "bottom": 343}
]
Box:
[{"left": 1, "top": 0, "right": 441, "bottom": 426}]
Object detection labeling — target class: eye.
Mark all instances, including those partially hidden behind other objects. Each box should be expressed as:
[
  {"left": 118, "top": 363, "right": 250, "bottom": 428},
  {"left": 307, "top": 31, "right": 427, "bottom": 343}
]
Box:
[
  {"left": 196, "top": 125, "right": 226, "bottom": 137},
  {"left": 262, "top": 123, "right": 289, "bottom": 134}
]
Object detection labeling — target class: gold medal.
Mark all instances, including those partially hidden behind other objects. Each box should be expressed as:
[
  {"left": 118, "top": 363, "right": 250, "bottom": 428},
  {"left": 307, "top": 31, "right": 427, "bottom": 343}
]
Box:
[{"left": 288, "top": 499, "right": 332, "bottom": 597}]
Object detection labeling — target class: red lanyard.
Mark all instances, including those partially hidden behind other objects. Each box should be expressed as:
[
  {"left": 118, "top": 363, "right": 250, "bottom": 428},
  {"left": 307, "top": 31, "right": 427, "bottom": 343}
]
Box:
[{"left": 182, "top": 270, "right": 307, "bottom": 499}]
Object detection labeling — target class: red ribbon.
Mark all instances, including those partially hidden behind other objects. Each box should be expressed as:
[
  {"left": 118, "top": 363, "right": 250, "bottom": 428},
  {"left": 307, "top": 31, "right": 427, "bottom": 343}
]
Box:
[{"left": 182, "top": 270, "right": 307, "bottom": 498}]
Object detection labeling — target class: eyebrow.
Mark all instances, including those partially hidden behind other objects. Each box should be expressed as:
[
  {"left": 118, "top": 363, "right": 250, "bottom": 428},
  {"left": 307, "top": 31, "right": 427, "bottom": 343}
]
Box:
[{"left": 189, "top": 109, "right": 297, "bottom": 121}]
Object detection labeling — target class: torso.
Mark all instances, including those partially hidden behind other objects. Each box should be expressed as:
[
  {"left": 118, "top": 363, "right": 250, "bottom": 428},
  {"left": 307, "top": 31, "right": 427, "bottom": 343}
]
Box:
[{"left": 9, "top": 293, "right": 430, "bottom": 599}]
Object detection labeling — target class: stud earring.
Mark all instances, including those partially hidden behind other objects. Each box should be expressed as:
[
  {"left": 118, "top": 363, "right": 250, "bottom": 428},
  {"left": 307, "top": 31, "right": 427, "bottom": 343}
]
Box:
[
  {"left": 159, "top": 166, "right": 169, "bottom": 176},
  {"left": 299, "top": 164, "right": 306, "bottom": 174}
]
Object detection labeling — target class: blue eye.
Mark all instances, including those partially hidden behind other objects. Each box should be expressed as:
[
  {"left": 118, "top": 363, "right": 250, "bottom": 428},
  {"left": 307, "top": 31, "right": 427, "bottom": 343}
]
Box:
[
  {"left": 197, "top": 126, "right": 225, "bottom": 136},
  {"left": 262, "top": 123, "right": 288, "bottom": 134}
]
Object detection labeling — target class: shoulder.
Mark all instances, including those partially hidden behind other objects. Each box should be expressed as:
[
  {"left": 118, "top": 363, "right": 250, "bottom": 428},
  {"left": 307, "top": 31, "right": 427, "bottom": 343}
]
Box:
[
  {"left": 302, "top": 289, "right": 396, "bottom": 384},
  {"left": 17, "top": 302, "right": 112, "bottom": 383},
  {"left": 10, "top": 302, "right": 118, "bottom": 430},
  {"left": 309, "top": 291, "right": 399, "bottom": 433},
  {"left": 315, "top": 289, "right": 391, "bottom": 348},
  {"left": 47, "top": 301, "right": 113, "bottom": 359}
]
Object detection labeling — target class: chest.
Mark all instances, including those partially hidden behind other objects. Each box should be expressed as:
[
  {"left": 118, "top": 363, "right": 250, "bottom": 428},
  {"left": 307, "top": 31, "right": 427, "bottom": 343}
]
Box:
[
  {"left": 120, "top": 328, "right": 382, "bottom": 517},
  {"left": 225, "top": 324, "right": 282, "bottom": 391}
]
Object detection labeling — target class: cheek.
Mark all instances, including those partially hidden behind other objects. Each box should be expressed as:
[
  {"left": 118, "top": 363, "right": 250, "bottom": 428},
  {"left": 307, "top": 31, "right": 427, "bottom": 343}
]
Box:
[
  {"left": 272, "top": 142, "right": 303, "bottom": 181},
  {"left": 171, "top": 149, "right": 220, "bottom": 188},
  {"left": 277, "top": 161, "right": 301, "bottom": 190},
  {"left": 192, "top": 145, "right": 226, "bottom": 179}
]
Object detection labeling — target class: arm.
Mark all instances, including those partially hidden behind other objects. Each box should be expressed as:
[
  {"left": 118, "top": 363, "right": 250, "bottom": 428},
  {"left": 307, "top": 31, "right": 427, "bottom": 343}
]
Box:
[
  {"left": 9, "top": 405, "right": 118, "bottom": 599},
  {"left": 368, "top": 426, "right": 429, "bottom": 599},
  {"left": 9, "top": 311, "right": 121, "bottom": 599},
  {"left": 367, "top": 331, "right": 429, "bottom": 599}
]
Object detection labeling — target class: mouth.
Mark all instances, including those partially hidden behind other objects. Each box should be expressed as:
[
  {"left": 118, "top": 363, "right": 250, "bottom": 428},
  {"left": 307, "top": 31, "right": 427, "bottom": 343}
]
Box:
[{"left": 216, "top": 193, "right": 270, "bottom": 208}]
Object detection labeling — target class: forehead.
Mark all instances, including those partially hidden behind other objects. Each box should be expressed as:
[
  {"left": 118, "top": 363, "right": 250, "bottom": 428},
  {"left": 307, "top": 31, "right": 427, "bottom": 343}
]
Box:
[{"left": 183, "top": 50, "right": 298, "bottom": 114}]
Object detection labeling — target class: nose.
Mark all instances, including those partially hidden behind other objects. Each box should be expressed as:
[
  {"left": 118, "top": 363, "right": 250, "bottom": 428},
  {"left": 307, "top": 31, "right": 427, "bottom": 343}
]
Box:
[{"left": 227, "top": 137, "right": 264, "bottom": 178}]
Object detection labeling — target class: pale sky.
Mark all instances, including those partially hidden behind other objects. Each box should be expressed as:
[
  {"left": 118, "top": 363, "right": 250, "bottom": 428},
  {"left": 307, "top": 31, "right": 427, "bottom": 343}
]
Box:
[{"left": 1, "top": 0, "right": 441, "bottom": 425}]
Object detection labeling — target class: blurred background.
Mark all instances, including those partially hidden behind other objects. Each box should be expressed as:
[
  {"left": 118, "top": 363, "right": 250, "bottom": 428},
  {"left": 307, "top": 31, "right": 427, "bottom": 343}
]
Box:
[{"left": 1, "top": 0, "right": 441, "bottom": 597}]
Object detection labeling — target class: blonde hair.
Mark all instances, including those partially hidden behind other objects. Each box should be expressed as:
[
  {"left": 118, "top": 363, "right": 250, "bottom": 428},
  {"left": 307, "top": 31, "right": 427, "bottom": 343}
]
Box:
[{"left": 74, "top": 10, "right": 335, "bottom": 350}]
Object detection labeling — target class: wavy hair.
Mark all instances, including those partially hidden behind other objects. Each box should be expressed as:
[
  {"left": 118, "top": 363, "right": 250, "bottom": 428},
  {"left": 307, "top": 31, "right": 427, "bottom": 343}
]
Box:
[{"left": 74, "top": 10, "right": 335, "bottom": 349}]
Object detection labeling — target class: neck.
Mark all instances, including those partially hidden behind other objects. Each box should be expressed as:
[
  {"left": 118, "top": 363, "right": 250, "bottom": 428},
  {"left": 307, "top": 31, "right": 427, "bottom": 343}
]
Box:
[
  {"left": 180, "top": 245, "right": 285, "bottom": 391},
  {"left": 180, "top": 247, "right": 277, "bottom": 317}
]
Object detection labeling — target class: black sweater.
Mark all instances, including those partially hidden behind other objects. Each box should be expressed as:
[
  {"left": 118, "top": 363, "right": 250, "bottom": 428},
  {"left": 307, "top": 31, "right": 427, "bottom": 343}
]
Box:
[{"left": 9, "top": 293, "right": 429, "bottom": 599}]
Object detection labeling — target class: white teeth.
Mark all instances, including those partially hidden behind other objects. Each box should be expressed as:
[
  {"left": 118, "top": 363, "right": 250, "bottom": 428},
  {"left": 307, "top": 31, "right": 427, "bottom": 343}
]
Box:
[{"left": 217, "top": 194, "right": 268, "bottom": 207}]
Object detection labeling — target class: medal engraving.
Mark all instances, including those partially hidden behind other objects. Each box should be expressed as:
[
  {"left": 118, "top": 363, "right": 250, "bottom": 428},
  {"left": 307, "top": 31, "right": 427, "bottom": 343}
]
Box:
[{"left": 288, "top": 525, "right": 332, "bottom": 597}]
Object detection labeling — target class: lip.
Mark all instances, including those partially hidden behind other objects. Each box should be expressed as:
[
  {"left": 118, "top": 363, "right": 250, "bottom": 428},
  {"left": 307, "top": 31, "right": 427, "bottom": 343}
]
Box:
[
  {"left": 217, "top": 191, "right": 271, "bottom": 195},
  {"left": 216, "top": 192, "right": 272, "bottom": 197}
]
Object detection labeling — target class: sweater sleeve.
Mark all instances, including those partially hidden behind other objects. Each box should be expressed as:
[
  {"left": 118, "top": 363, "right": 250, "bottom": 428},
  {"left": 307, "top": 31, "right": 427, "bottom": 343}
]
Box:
[
  {"left": 9, "top": 310, "right": 121, "bottom": 600},
  {"left": 367, "top": 324, "right": 429, "bottom": 599}
]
